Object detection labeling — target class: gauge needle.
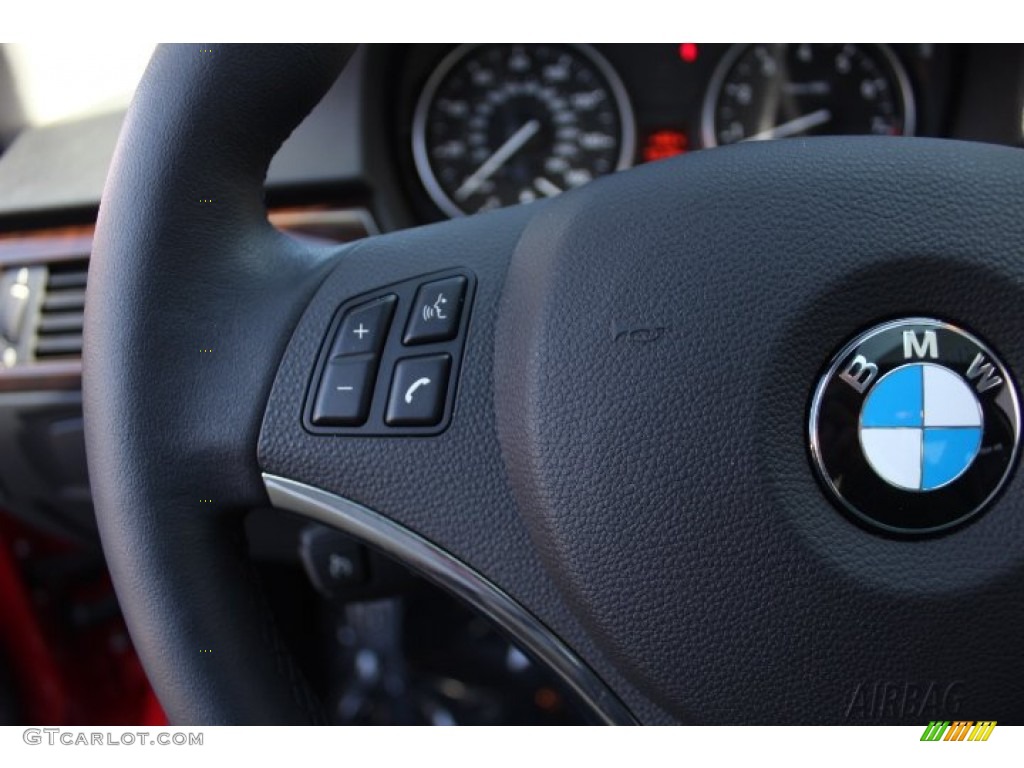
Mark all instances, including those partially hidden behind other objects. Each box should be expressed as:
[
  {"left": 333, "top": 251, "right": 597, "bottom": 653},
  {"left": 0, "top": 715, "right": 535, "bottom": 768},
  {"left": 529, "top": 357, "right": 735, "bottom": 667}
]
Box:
[
  {"left": 534, "top": 177, "right": 563, "bottom": 197},
  {"left": 744, "top": 108, "right": 833, "bottom": 142},
  {"left": 455, "top": 119, "right": 541, "bottom": 202}
]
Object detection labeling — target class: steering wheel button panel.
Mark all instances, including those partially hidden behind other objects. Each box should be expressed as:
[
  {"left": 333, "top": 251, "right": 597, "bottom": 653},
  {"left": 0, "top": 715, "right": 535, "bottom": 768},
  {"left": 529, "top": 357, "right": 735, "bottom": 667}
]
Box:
[
  {"left": 303, "top": 271, "right": 475, "bottom": 436},
  {"left": 403, "top": 276, "right": 467, "bottom": 345},
  {"left": 311, "top": 357, "right": 376, "bottom": 426},
  {"left": 331, "top": 294, "right": 396, "bottom": 357},
  {"left": 386, "top": 354, "right": 452, "bottom": 427}
]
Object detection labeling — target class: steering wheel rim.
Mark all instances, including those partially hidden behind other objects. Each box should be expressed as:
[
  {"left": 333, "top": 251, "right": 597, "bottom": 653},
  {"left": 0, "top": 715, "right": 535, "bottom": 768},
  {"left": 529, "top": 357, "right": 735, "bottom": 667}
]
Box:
[
  {"left": 85, "top": 44, "right": 354, "bottom": 724},
  {"left": 86, "top": 43, "right": 643, "bottom": 725},
  {"left": 87, "top": 43, "right": 1024, "bottom": 725}
]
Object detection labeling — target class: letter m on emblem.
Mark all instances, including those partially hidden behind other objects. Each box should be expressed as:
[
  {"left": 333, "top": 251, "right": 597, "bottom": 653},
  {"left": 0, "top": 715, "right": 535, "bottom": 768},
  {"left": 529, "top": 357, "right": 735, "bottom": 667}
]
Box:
[{"left": 903, "top": 330, "right": 938, "bottom": 360}]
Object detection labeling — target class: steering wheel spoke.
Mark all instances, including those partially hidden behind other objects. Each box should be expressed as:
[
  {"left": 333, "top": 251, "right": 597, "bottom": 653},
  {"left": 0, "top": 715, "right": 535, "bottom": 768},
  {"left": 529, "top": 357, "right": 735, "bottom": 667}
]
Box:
[{"left": 253, "top": 201, "right": 645, "bottom": 723}]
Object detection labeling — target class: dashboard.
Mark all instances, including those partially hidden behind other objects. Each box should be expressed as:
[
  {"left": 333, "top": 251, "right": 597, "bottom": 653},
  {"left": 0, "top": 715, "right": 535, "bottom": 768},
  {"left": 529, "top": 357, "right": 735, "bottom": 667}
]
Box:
[
  {"left": 0, "top": 43, "right": 1021, "bottom": 539},
  {"left": 381, "top": 44, "right": 1023, "bottom": 224},
  {"left": 1, "top": 45, "right": 1022, "bottom": 229}
]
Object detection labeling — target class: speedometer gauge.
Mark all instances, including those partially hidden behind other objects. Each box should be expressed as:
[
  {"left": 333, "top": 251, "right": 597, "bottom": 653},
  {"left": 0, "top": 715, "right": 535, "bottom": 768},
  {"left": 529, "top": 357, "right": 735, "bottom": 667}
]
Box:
[
  {"left": 413, "top": 44, "right": 635, "bottom": 218},
  {"left": 701, "top": 44, "right": 915, "bottom": 147}
]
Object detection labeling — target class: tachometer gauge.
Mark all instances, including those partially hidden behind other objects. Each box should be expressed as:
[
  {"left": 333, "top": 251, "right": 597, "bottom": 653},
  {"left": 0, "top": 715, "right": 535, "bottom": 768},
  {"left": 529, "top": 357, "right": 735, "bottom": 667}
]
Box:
[
  {"left": 701, "top": 44, "right": 915, "bottom": 147},
  {"left": 413, "top": 44, "right": 635, "bottom": 217}
]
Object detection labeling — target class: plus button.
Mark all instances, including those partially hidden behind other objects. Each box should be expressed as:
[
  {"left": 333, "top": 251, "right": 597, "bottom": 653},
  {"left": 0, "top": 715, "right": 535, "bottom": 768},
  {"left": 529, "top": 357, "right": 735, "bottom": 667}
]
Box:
[{"left": 332, "top": 294, "right": 396, "bottom": 357}]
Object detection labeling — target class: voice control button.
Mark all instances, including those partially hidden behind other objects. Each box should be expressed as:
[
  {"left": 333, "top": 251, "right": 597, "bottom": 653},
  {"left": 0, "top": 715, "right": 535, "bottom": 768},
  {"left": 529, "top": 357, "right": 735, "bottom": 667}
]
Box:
[{"left": 403, "top": 276, "right": 467, "bottom": 345}]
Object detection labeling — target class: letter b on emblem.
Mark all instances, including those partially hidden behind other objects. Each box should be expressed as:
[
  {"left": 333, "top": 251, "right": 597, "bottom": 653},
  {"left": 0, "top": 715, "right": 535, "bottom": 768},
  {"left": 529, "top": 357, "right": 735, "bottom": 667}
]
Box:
[{"left": 839, "top": 355, "right": 878, "bottom": 394}]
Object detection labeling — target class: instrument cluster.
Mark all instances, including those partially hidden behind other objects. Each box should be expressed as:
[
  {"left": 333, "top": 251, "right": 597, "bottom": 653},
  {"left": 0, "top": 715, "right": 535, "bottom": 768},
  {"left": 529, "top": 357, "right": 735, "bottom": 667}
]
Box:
[{"left": 391, "top": 44, "right": 957, "bottom": 220}]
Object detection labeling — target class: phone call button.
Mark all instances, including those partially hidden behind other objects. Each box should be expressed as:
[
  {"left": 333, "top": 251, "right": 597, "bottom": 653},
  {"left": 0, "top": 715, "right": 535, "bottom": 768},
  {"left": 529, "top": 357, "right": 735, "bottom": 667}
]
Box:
[{"left": 385, "top": 354, "right": 452, "bottom": 427}]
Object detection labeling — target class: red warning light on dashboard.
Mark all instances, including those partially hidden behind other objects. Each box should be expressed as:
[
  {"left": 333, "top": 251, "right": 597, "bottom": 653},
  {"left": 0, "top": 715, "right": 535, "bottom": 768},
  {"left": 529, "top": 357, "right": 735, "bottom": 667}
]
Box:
[
  {"left": 678, "top": 43, "right": 699, "bottom": 63},
  {"left": 642, "top": 130, "right": 689, "bottom": 163}
]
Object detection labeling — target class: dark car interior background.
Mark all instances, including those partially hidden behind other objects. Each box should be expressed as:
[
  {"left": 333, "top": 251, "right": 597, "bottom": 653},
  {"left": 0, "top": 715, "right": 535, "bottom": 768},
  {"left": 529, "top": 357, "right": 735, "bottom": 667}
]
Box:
[{"left": 0, "top": 44, "right": 1022, "bottom": 725}]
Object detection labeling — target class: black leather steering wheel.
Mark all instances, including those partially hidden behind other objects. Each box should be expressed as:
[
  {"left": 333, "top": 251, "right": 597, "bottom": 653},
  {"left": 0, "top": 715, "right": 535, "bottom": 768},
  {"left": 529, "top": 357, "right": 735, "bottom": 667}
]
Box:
[{"left": 84, "top": 44, "right": 1024, "bottom": 725}]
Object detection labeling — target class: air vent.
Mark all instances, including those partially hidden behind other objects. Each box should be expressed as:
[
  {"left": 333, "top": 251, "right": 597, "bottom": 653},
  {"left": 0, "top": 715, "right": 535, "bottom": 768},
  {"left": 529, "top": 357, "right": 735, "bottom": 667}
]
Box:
[{"left": 34, "top": 259, "right": 88, "bottom": 361}]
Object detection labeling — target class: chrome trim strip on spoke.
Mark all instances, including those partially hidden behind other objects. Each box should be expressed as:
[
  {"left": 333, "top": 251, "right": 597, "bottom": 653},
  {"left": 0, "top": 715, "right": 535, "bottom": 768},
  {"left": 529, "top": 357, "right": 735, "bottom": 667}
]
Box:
[{"left": 262, "top": 473, "right": 638, "bottom": 725}]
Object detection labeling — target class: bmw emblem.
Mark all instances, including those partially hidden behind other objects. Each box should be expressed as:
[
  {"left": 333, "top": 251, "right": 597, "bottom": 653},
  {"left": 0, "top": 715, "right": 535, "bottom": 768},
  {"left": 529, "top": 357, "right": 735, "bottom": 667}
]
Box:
[{"left": 810, "top": 318, "right": 1020, "bottom": 534}]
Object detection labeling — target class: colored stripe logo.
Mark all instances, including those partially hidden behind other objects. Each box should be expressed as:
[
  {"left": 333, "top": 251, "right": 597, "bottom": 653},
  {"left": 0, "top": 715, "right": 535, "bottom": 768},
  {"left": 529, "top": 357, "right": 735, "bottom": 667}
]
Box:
[{"left": 920, "top": 721, "right": 996, "bottom": 741}]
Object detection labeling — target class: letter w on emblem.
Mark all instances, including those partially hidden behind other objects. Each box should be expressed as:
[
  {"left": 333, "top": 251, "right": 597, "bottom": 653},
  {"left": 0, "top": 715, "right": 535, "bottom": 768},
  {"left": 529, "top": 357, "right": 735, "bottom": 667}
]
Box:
[{"left": 966, "top": 353, "right": 1003, "bottom": 393}]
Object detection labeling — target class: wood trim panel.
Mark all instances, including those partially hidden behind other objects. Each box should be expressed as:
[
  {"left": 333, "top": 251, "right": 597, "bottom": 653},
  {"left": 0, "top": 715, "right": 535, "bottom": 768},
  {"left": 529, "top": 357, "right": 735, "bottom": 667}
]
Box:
[{"left": 0, "top": 207, "right": 376, "bottom": 392}]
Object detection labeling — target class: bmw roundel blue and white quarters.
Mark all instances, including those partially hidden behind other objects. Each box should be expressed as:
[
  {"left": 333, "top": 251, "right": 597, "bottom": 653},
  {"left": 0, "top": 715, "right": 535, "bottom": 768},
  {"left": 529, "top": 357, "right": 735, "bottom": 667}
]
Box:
[
  {"left": 810, "top": 319, "right": 1020, "bottom": 534},
  {"left": 860, "top": 363, "right": 982, "bottom": 491}
]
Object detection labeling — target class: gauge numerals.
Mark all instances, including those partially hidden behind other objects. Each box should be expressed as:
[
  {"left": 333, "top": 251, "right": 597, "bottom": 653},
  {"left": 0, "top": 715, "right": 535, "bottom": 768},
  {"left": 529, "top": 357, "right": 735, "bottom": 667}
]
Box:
[
  {"left": 702, "top": 44, "right": 916, "bottom": 148},
  {"left": 413, "top": 44, "right": 635, "bottom": 217}
]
